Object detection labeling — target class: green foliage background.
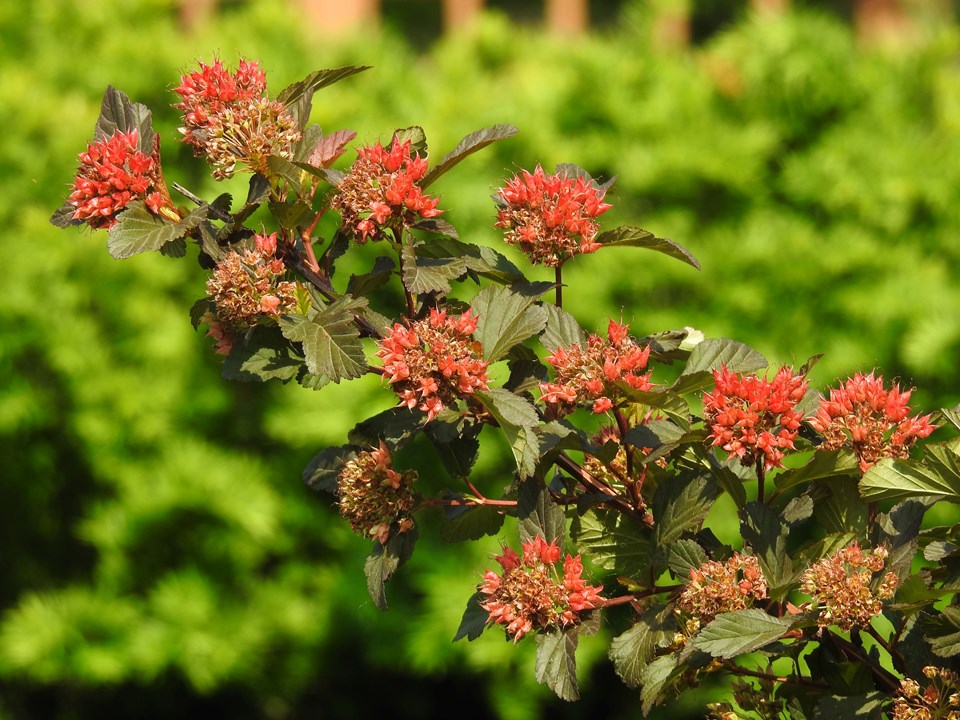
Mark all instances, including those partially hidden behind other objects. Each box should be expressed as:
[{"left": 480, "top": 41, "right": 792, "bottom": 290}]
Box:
[{"left": 2, "top": 1, "right": 960, "bottom": 717}]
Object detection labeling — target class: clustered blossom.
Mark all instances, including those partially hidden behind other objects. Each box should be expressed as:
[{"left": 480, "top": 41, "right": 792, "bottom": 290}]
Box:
[
  {"left": 69, "top": 129, "right": 173, "bottom": 229},
  {"left": 703, "top": 365, "right": 808, "bottom": 470},
  {"left": 330, "top": 140, "right": 442, "bottom": 243},
  {"left": 337, "top": 443, "right": 417, "bottom": 544},
  {"left": 204, "top": 232, "right": 300, "bottom": 354},
  {"left": 495, "top": 165, "right": 612, "bottom": 266},
  {"left": 800, "top": 543, "right": 898, "bottom": 631},
  {"left": 173, "top": 58, "right": 301, "bottom": 179},
  {"left": 375, "top": 309, "right": 488, "bottom": 420},
  {"left": 678, "top": 553, "right": 767, "bottom": 627},
  {"left": 894, "top": 666, "right": 960, "bottom": 720},
  {"left": 810, "top": 372, "right": 936, "bottom": 473},
  {"left": 540, "top": 320, "right": 652, "bottom": 416},
  {"left": 479, "top": 536, "right": 603, "bottom": 641}
]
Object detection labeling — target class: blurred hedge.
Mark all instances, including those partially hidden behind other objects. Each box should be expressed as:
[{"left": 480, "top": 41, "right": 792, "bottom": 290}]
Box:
[{"left": 2, "top": 1, "right": 960, "bottom": 718}]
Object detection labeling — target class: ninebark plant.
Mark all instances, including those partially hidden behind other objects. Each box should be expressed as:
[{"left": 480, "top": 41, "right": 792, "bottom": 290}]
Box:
[{"left": 53, "top": 60, "right": 960, "bottom": 719}]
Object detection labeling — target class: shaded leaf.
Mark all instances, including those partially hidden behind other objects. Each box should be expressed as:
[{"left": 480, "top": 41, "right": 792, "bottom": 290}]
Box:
[
  {"left": 347, "top": 256, "right": 395, "bottom": 297},
  {"left": 471, "top": 284, "right": 548, "bottom": 362},
  {"left": 268, "top": 198, "right": 314, "bottom": 228},
  {"left": 277, "top": 66, "right": 371, "bottom": 127},
  {"left": 364, "top": 528, "right": 418, "bottom": 610},
  {"left": 279, "top": 296, "right": 367, "bottom": 382},
  {"left": 222, "top": 326, "right": 302, "bottom": 383},
  {"left": 672, "top": 338, "right": 767, "bottom": 394},
  {"left": 608, "top": 604, "right": 676, "bottom": 689},
  {"left": 775, "top": 449, "right": 860, "bottom": 490},
  {"left": 653, "top": 472, "right": 719, "bottom": 547},
  {"left": 692, "top": 609, "right": 793, "bottom": 658},
  {"left": 595, "top": 225, "right": 700, "bottom": 270},
  {"left": 535, "top": 628, "right": 579, "bottom": 701},
  {"left": 415, "top": 237, "right": 524, "bottom": 284},
  {"left": 348, "top": 406, "right": 427, "bottom": 451},
  {"left": 401, "top": 241, "right": 468, "bottom": 295},
  {"left": 50, "top": 201, "right": 82, "bottom": 228},
  {"left": 740, "top": 502, "right": 795, "bottom": 597},
  {"left": 421, "top": 124, "right": 519, "bottom": 188},
  {"left": 518, "top": 479, "right": 566, "bottom": 547},
  {"left": 814, "top": 692, "right": 885, "bottom": 720},
  {"left": 453, "top": 591, "right": 489, "bottom": 642},
  {"left": 426, "top": 418, "right": 481, "bottom": 478},
  {"left": 639, "top": 654, "right": 680, "bottom": 716},
  {"left": 266, "top": 155, "right": 303, "bottom": 195},
  {"left": 302, "top": 445, "right": 354, "bottom": 493},
  {"left": 441, "top": 503, "right": 505, "bottom": 542},
  {"left": 391, "top": 126, "right": 427, "bottom": 155},
  {"left": 94, "top": 85, "right": 154, "bottom": 149},
  {"left": 410, "top": 217, "right": 459, "bottom": 238},
  {"left": 921, "top": 606, "right": 960, "bottom": 657},
  {"left": 667, "top": 539, "right": 708, "bottom": 579},
  {"left": 107, "top": 202, "right": 208, "bottom": 259},
  {"left": 541, "top": 304, "right": 587, "bottom": 352}
]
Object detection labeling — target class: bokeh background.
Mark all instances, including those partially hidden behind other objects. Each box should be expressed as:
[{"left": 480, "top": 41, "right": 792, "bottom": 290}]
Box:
[{"left": 3, "top": 0, "right": 960, "bottom": 717}]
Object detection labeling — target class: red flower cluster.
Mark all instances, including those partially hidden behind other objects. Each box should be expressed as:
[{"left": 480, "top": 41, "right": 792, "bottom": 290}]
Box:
[
  {"left": 540, "top": 319, "right": 652, "bottom": 415},
  {"left": 331, "top": 140, "right": 442, "bottom": 243},
  {"left": 204, "top": 232, "right": 300, "bottom": 354},
  {"left": 495, "top": 165, "right": 612, "bottom": 267},
  {"left": 69, "top": 129, "right": 172, "bottom": 229},
  {"left": 678, "top": 553, "right": 767, "bottom": 627},
  {"left": 479, "top": 536, "right": 603, "bottom": 641},
  {"left": 173, "top": 58, "right": 300, "bottom": 179},
  {"left": 800, "top": 542, "right": 898, "bottom": 631},
  {"left": 337, "top": 443, "right": 417, "bottom": 544},
  {"left": 375, "top": 309, "right": 488, "bottom": 420},
  {"left": 810, "top": 372, "right": 936, "bottom": 472},
  {"left": 703, "top": 365, "right": 808, "bottom": 470}
]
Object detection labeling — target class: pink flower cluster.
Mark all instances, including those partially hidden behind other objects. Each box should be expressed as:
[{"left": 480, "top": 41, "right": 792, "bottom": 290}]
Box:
[
  {"left": 678, "top": 553, "right": 768, "bottom": 627},
  {"left": 703, "top": 366, "right": 808, "bottom": 470},
  {"left": 800, "top": 542, "right": 898, "bottom": 631},
  {"left": 173, "top": 58, "right": 300, "bottom": 179},
  {"left": 69, "top": 129, "right": 171, "bottom": 229},
  {"left": 540, "top": 320, "right": 652, "bottom": 415},
  {"left": 479, "top": 536, "right": 603, "bottom": 641},
  {"left": 331, "top": 140, "right": 442, "bottom": 243},
  {"left": 337, "top": 443, "right": 417, "bottom": 544},
  {"left": 375, "top": 309, "right": 488, "bottom": 420},
  {"left": 810, "top": 372, "right": 936, "bottom": 472},
  {"left": 495, "top": 165, "right": 612, "bottom": 267},
  {"left": 894, "top": 666, "right": 960, "bottom": 720},
  {"left": 204, "top": 232, "right": 300, "bottom": 355}
]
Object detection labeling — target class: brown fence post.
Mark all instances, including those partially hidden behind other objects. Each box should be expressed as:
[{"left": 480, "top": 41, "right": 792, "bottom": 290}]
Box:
[
  {"left": 545, "top": 0, "right": 588, "bottom": 34},
  {"left": 297, "top": 0, "right": 381, "bottom": 34},
  {"left": 443, "top": 0, "right": 485, "bottom": 32}
]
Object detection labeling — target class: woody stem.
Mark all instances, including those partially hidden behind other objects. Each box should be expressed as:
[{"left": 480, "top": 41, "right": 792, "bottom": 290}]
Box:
[{"left": 555, "top": 263, "right": 563, "bottom": 308}]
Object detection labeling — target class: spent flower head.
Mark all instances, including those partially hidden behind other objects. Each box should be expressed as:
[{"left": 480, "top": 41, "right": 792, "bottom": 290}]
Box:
[
  {"left": 703, "top": 365, "right": 808, "bottom": 470},
  {"left": 540, "top": 319, "right": 652, "bottom": 416},
  {"left": 893, "top": 666, "right": 960, "bottom": 720},
  {"left": 479, "top": 536, "right": 603, "bottom": 641},
  {"left": 69, "top": 129, "right": 173, "bottom": 229},
  {"left": 330, "top": 139, "right": 442, "bottom": 243},
  {"left": 204, "top": 232, "right": 300, "bottom": 354},
  {"left": 810, "top": 372, "right": 936, "bottom": 472},
  {"left": 678, "top": 553, "right": 768, "bottom": 627},
  {"left": 173, "top": 58, "right": 300, "bottom": 179},
  {"left": 337, "top": 443, "right": 417, "bottom": 544},
  {"left": 495, "top": 165, "right": 612, "bottom": 266},
  {"left": 800, "top": 542, "right": 898, "bottom": 631},
  {"left": 375, "top": 309, "right": 488, "bottom": 420}
]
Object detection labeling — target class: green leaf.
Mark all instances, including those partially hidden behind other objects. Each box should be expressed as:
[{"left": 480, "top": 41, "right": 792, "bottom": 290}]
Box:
[
  {"left": 279, "top": 297, "right": 367, "bottom": 382},
  {"left": 159, "top": 237, "right": 186, "bottom": 257},
  {"left": 441, "top": 503, "right": 505, "bottom": 542},
  {"left": 475, "top": 389, "right": 540, "bottom": 479},
  {"left": 541, "top": 304, "right": 587, "bottom": 352},
  {"left": 302, "top": 445, "right": 354, "bottom": 493},
  {"left": 775, "top": 449, "right": 860, "bottom": 490},
  {"left": 518, "top": 479, "right": 566, "bottom": 547},
  {"left": 471, "top": 285, "right": 548, "bottom": 362},
  {"left": 400, "top": 241, "right": 469, "bottom": 295},
  {"left": 277, "top": 65, "right": 371, "bottom": 128},
  {"left": 391, "top": 126, "right": 427, "bottom": 155},
  {"left": 425, "top": 416, "right": 481, "bottom": 478},
  {"left": 189, "top": 298, "right": 212, "bottom": 329},
  {"left": 940, "top": 404, "right": 960, "bottom": 432},
  {"left": 672, "top": 338, "right": 767, "bottom": 394},
  {"left": 921, "top": 606, "right": 960, "bottom": 657},
  {"left": 221, "top": 326, "right": 302, "bottom": 383},
  {"left": 595, "top": 225, "right": 700, "bottom": 270},
  {"left": 812, "top": 477, "right": 869, "bottom": 535},
  {"left": 106, "top": 202, "right": 208, "bottom": 259},
  {"left": 453, "top": 591, "right": 489, "bottom": 642},
  {"left": 347, "top": 256, "right": 395, "bottom": 297},
  {"left": 268, "top": 198, "right": 314, "bottom": 228},
  {"left": 653, "top": 472, "right": 719, "bottom": 547},
  {"left": 667, "top": 539, "right": 708, "bottom": 579},
  {"left": 639, "top": 654, "right": 680, "bottom": 716},
  {"left": 94, "top": 85, "right": 155, "bottom": 150},
  {"left": 266, "top": 155, "right": 303, "bottom": 196},
  {"left": 414, "top": 237, "right": 524, "bottom": 284},
  {"left": 410, "top": 217, "right": 459, "bottom": 238},
  {"left": 573, "top": 507, "right": 649, "bottom": 578},
  {"left": 860, "top": 442, "right": 960, "bottom": 502},
  {"left": 814, "top": 692, "right": 885, "bottom": 720},
  {"left": 535, "top": 628, "right": 579, "bottom": 702},
  {"left": 421, "top": 124, "right": 519, "bottom": 188},
  {"left": 608, "top": 604, "right": 676, "bottom": 689},
  {"left": 740, "top": 502, "right": 795, "bottom": 598},
  {"left": 364, "top": 528, "right": 418, "bottom": 611},
  {"left": 692, "top": 609, "right": 793, "bottom": 658}
]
